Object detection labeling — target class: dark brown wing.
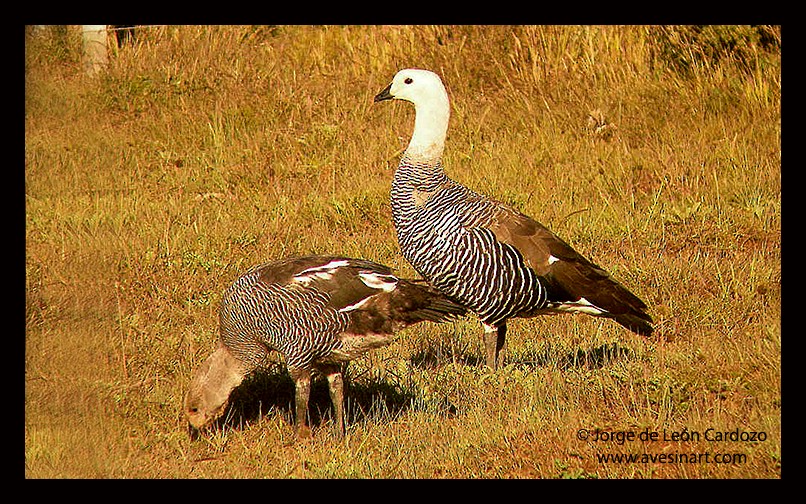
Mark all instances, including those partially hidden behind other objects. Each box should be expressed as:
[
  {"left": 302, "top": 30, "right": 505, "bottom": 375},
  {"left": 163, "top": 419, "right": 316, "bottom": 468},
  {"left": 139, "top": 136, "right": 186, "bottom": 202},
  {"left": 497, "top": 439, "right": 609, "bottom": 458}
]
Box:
[
  {"left": 274, "top": 256, "right": 466, "bottom": 335},
  {"left": 256, "top": 255, "right": 370, "bottom": 286},
  {"left": 486, "top": 205, "right": 653, "bottom": 335},
  {"left": 276, "top": 256, "right": 395, "bottom": 313}
]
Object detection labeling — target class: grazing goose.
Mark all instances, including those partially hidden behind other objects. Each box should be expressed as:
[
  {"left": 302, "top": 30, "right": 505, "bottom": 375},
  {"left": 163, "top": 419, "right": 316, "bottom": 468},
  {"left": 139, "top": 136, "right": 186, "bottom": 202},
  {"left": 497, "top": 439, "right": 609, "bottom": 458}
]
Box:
[
  {"left": 374, "top": 69, "right": 653, "bottom": 370},
  {"left": 184, "top": 255, "right": 466, "bottom": 439}
]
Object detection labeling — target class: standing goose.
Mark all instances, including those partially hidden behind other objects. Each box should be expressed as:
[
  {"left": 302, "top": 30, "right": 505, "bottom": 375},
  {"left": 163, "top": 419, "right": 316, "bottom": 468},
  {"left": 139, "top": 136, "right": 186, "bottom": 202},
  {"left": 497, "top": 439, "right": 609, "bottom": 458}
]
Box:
[
  {"left": 374, "top": 69, "right": 653, "bottom": 370},
  {"left": 184, "top": 255, "right": 466, "bottom": 439}
]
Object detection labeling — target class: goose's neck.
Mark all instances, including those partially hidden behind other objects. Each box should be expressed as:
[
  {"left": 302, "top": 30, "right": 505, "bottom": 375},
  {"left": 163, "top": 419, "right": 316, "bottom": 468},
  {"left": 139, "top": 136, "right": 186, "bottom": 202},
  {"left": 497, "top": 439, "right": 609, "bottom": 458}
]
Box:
[{"left": 404, "top": 96, "right": 450, "bottom": 166}]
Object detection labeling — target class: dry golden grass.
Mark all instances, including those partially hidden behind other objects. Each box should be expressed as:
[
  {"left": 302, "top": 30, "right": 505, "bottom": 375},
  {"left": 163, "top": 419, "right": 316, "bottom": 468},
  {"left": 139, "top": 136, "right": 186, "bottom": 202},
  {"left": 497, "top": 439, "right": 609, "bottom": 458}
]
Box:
[{"left": 25, "top": 25, "right": 780, "bottom": 478}]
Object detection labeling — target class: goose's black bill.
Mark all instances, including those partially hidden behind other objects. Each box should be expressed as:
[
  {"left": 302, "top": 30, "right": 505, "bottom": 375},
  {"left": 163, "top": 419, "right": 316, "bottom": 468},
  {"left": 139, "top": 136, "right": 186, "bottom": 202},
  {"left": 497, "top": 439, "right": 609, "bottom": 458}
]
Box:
[{"left": 374, "top": 83, "right": 393, "bottom": 102}]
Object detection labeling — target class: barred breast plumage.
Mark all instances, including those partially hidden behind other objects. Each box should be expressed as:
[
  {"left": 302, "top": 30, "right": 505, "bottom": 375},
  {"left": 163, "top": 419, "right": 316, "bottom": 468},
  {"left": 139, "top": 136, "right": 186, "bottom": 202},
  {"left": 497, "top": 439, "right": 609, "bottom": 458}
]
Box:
[
  {"left": 391, "top": 162, "right": 545, "bottom": 328},
  {"left": 184, "top": 255, "right": 465, "bottom": 439},
  {"left": 375, "top": 69, "right": 653, "bottom": 371}
]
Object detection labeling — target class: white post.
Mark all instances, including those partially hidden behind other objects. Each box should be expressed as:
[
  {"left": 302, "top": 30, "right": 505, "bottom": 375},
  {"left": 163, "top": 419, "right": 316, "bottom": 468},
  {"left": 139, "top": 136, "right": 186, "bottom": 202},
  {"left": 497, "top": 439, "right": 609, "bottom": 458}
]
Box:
[{"left": 82, "top": 25, "right": 108, "bottom": 75}]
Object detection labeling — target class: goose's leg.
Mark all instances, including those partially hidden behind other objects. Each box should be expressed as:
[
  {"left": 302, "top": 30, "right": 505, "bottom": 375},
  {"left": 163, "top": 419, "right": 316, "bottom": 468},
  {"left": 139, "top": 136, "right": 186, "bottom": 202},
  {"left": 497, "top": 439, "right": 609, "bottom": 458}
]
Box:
[
  {"left": 318, "top": 364, "right": 346, "bottom": 439},
  {"left": 482, "top": 322, "right": 507, "bottom": 371},
  {"left": 289, "top": 367, "right": 312, "bottom": 439}
]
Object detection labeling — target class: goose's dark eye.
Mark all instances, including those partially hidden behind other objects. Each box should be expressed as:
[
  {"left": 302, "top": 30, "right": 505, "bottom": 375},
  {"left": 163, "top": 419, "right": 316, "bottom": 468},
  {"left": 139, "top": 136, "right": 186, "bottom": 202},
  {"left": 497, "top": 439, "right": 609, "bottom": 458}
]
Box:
[{"left": 404, "top": 77, "right": 413, "bottom": 84}]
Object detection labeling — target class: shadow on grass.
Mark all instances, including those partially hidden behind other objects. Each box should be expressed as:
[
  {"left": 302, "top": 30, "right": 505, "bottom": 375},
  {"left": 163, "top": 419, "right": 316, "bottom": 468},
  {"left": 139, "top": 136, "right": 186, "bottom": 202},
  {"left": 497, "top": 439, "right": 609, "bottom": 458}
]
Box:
[
  {"left": 410, "top": 340, "right": 635, "bottom": 371},
  {"left": 410, "top": 347, "right": 483, "bottom": 369},
  {"left": 206, "top": 342, "right": 633, "bottom": 434},
  {"left": 212, "top": 364, "right": 453, "bottom": 434},
  {"left": 515, "top": 342, "right": 636, "bottom": 370}
]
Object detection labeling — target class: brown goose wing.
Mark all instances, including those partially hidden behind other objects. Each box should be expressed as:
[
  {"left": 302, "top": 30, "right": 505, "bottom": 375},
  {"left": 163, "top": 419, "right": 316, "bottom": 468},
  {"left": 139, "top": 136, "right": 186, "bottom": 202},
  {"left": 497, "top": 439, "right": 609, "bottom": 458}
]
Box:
[
  {"left": 285, "top": 256, "right": 396, "bottom": 312},
  {"left": 486, "top": 205, "right": 653, "bottom": 335},
  {"left": 287, "top": 257, "right": 465, "bottom": 334}
]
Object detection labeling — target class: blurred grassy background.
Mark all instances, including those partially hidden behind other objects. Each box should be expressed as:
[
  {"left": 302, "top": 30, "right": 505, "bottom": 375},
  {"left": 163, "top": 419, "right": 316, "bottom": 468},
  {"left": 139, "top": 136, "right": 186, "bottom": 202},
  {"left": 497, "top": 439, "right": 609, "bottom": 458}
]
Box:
[{"left": 25, "top": 25, "right": 780, "bottom": 478}]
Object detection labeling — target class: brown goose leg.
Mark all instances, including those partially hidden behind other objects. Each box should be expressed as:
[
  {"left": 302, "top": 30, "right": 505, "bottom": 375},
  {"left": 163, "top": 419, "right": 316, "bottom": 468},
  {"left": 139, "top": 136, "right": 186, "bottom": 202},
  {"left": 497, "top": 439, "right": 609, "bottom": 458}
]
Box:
[
  {"left": 482, "top": 323, "right": 507, "bottom": 371},
  {"left": 318, "top": 364, "right": 345, "bottom": 439},
  {"left": 289, "top": 367, "right": 312, "bottom": 439}
]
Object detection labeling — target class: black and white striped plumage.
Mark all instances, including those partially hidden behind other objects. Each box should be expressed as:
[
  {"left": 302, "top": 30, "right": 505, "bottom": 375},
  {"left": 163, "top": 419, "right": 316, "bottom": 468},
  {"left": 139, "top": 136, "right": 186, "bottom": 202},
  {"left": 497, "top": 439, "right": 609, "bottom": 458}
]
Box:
[
  {"left": 184, "top": 255, "right": 465, "bottom": 438},
  {"left": 375, "top": 69, "right": 653, "bottom": 370}
]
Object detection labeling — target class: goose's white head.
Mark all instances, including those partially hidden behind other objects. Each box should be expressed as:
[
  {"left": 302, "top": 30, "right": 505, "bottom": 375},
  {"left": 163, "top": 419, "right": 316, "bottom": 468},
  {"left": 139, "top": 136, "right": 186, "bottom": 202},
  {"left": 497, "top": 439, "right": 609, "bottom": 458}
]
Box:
[
  {"left": 374, "top": 69, "right": 447, "bottom": 106},
  {"left": 375, "top": 69, "right": 450, "bottom": 163}
]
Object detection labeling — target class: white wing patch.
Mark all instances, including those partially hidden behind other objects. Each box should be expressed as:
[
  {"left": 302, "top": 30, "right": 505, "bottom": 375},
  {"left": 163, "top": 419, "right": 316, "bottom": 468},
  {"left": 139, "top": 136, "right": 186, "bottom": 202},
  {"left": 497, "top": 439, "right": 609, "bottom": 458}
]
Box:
[
  {"left": 549, "top": 297, "right": 607, "bottom": 316},
  {"left": 547, "top": 255, "right": 560, "bottom": 265},
  {"left": 293, "top": 259, "right": 350, "bottom": 285},
  {"left": 336, "top": 271, "right": 398, "bottom": 313},
  {"left": 358, "top": 271, "right": 398, "bottom": 292},
  {"left": 337, "top": 296, "right": 372, "bottom": 313}
]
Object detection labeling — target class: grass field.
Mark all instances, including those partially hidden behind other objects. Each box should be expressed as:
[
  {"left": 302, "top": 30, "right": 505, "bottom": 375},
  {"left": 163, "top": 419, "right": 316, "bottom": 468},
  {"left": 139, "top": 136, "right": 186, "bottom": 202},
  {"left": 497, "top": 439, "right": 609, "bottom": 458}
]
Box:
[{"left": 25, "top": 25, "right": 781, "bottom": 478}]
